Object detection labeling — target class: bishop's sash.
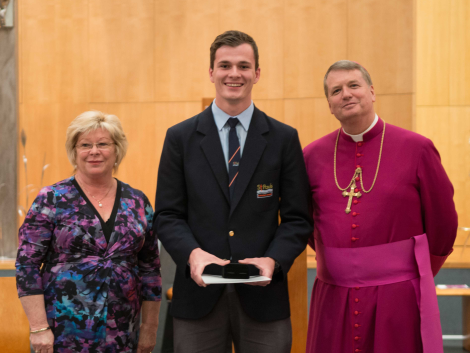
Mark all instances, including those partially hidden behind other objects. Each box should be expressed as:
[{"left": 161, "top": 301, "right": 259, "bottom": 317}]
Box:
[{"left": 315, "top": 234, "right": 446, "bottom": 353}]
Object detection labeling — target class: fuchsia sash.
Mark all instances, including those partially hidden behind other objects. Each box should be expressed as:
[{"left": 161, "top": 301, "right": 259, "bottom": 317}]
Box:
[{"left": 315, "top": 234, "right": 444, "bottom": 353}]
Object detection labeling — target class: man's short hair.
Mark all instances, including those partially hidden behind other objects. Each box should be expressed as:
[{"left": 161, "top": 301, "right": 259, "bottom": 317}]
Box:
[
  {"left": 323, "top": 60, "right": 373, "bottom": 98},
  {"left": 210, "top": 30, "right": 259, "bottom": 70}
]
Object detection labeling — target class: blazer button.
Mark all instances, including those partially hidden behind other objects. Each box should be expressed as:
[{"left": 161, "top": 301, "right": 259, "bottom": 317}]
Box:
[{"left": 229, "top": 231, "right": 235, "bottom": 237}]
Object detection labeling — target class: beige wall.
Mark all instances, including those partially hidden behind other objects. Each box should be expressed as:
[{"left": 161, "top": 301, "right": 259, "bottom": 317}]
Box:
[{"left": 415, "top": 0, "right": 470, "bottom": 260}]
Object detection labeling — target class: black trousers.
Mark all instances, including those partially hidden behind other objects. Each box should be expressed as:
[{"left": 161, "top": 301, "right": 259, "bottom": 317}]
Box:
[{"left": 173, "top": 285, "right": 292, "bottom": 353}]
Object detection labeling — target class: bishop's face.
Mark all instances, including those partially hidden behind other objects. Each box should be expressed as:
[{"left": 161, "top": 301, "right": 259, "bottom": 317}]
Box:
[{"left": 326, "top": 69, "right": 376, "bottom": 126}]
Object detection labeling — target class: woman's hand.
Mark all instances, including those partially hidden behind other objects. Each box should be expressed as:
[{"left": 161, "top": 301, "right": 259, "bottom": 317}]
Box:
[
  {"left": 30, "top": 329, "right": 54, "bottom": 353},
  {"left": 137, "top": 323, "right": 158, "bottom": 353},
  {"left": 19, "top": 295, "right": 54, "bottom": 353}
]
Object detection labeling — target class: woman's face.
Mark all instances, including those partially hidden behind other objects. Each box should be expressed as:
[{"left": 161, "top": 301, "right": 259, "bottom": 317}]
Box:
[{"left": 75, "top": 128, "right": 117, "bottom": 179}]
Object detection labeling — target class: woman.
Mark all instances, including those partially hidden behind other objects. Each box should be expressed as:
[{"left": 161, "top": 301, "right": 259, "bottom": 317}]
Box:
[{"left": 16, "top": 111, "right": 162, "bottom": 353}]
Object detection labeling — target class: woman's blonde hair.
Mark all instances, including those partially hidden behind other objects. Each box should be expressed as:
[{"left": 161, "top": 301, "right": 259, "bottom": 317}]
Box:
[{"left": 65, "top": 111, "right": 128, "bottom": 173}]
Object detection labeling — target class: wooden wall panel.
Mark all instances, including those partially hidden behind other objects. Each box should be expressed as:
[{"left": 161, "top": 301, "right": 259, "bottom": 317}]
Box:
[
  {"left": 219, "top": 0, "right": 284, "bottom": 100},
  {"left": 449, "top": 0, "right": 470, "bottom": 106},
  {"left": 17, "top": 103, "right": 89, "bottom": 213},
  {"left": 287, "top": 250, "right": 308, "bottom": 353},
  {"left": 20, "top": 0, "right": 88, "bottom": 103},
  {"left": 416, "top": 107, "right": 450, "bottom": 170},
  {"left": 0, "top": 278, "right": 30, "bottom": 352},
  {"left": 284, "top": 99, "right": 316, "bottom": 147},
  {"left": 416, "top": 0, "right": 470, "bottom": 266},
  {"left": 416, "top": 0, "right": 450, "bottom": 106},
  {"left": 449, "top": 107, "right": 470, "bottom": 233},
  {"left": 284, "top": 0, "right": 348, "bottom": 99},
  {"left": 89, "top": 1, "right": 155, "bottom": 102},
  {"left": 284, "top": 98, "right": 340, "bottom": 147},
  {"left": 349, "top": 0, "right": 414, "bottom": 95},
  {"left": 254, "top": 99, "right": 285, "bottom": 124},
  {"left": 374, "top": 94, "right": 413, "bottom": 131},
  {"left": 154, "top": 0, "right": 219, "bottom": 102}
]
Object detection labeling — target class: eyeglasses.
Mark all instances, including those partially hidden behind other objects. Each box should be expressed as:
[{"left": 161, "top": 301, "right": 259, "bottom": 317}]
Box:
[{"left": 76, "top": 142, "right": 115, "bottom": 152}]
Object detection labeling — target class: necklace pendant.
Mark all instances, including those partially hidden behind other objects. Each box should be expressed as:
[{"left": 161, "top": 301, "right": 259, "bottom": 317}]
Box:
[
  {"left": 98, "top": 202, "right": 103, "bottom": 208},
  {"left": 342, "top": 181, "right": 362, "bottom": 214}
]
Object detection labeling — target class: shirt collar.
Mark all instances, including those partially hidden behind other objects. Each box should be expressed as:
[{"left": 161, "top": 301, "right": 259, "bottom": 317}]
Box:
[
  {"left": 212, "top": 99, "right": 254, "bottom": 131},
  {"left": 342, "top": 114, "right": 378, "bottom": 142}
]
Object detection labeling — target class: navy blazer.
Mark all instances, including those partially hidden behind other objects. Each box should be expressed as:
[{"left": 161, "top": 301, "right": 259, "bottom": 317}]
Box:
[{"left": 154, "top": 104, "right": 313, "bottom": 322}]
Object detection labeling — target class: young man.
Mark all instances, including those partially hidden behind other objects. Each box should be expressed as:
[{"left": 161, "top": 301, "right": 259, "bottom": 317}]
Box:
[
  {"left": 154, "top": 31, "right": 312, "bottom": 353},
  {"left": 303, "top": 60, "right": 458, "bottom": 353}
]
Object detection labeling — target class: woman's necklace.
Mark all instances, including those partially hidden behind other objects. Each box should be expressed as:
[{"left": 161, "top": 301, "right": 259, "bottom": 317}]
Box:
[
  {"left": 333, "top": 122, "right": 386, "bottom": 214},
  {"left": 76, "top": 177, "right": 114, "bottom": 208}
]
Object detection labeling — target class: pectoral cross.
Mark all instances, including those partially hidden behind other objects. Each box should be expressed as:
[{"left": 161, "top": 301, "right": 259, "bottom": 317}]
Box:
[{"left": 342, "top": 181, "right": 362, "bottom": 214}]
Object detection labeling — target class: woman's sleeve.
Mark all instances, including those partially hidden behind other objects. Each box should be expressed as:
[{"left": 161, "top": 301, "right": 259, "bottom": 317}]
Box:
[
  {"left": 138, "top": 195, "right": 162, "bottom": 301},
  {"left": 16, "top": 186, "right": 56, "bottom": 297}
]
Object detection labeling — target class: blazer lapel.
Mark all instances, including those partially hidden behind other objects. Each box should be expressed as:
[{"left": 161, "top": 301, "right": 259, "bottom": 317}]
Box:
[
  {"left": 230, "top": 106, "right": 269, "bottom": 216},
  {"left": 198, "top": 105, "right": 230, "bottom": 203}
]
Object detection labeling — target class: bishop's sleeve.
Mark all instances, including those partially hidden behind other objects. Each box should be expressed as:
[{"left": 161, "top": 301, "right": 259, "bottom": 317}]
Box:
[
  {"left": 417, "top": 138, "right": 458, "bottom": 274},
  {"left": 16, "top": 186, "right": 56, "bottom": 297}
]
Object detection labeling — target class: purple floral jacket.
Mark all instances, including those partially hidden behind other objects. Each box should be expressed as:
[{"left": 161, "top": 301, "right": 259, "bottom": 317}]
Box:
[{"left": 16, "top": 177, "right": 162, "bottom": 353}]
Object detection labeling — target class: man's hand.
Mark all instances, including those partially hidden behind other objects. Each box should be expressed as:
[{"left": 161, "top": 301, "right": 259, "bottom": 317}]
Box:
[
  {"left": 189, "top": 248, "right": 230, "bottom": 287},
  {"left": 238, "top": 257, "right": 275, "bottom": 286}
]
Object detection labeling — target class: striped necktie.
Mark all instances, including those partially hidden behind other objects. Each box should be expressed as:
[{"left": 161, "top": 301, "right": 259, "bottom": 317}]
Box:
[{"left": 228, "top": 117, "right": 240, "bottom": 201}]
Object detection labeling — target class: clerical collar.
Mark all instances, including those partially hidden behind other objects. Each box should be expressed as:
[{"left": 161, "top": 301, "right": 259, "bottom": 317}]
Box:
[{"left": 342, "top": 114, "right": 379, "bottom": 142}]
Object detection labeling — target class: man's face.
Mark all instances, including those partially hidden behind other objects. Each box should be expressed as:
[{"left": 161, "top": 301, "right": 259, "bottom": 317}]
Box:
[
  {"left": 209, "top": 44, "right": 260, "bottom": 107},
  {"left": 326, "top": 69, "right": 376, "bottom": 124}
]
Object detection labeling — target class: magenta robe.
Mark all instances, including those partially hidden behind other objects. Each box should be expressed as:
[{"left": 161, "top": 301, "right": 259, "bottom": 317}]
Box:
[{"left": 303, "top": 117, "right": 457, "bottom": 353}]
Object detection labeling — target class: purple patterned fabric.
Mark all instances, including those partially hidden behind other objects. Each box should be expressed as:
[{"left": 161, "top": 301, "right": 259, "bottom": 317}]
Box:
[{"left": 16, "top": 177, "right": 162, "bottom": 353}]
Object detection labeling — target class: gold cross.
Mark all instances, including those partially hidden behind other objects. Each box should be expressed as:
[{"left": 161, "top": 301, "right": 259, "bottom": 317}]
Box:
[{"left": 342, "top": 181, "right": 362, "bottom": 214}]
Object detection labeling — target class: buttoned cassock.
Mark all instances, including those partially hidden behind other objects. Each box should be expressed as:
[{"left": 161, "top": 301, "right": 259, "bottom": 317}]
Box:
[
  {"left": 154, "top": 104, "right": 313, "bottom": 322},
  {"left": 303, "top": 117, "right": 457, "bottom": 353}
]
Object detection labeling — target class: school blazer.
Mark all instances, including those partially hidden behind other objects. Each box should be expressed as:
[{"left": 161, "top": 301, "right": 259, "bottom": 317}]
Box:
[{"left": 154, "top": 104, "right": 313, "bottom": 322}]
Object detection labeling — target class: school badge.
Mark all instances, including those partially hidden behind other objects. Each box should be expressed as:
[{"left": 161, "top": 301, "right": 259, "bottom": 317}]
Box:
[{"left": 257, "top": 183, "right": 273, "bottom": 198}]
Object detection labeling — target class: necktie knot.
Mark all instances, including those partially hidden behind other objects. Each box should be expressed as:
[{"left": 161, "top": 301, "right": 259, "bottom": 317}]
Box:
[{"left": 228, "top": 117, "right": 239, "bottom": 129}]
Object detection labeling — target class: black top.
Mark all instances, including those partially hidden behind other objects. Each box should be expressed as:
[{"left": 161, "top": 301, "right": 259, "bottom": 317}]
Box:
[{"left": 72, "top": 178, "right": 122, "bottom": 244}]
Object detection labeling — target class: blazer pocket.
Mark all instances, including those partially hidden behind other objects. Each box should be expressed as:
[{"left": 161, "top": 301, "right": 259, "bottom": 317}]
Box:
[{"left": 249, "top": 169, "right": 280, "bottom": 212}]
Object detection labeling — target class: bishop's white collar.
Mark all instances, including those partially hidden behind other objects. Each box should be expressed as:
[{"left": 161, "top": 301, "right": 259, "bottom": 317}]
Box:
[{"left": 343, "top": 114, "right": 378, "bottom": 142}]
